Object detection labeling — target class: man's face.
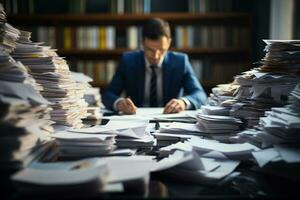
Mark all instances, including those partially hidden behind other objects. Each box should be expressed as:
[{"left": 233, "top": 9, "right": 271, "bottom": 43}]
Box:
[{"left": 143, "top": 36, "right": 171, "bottom": 65}]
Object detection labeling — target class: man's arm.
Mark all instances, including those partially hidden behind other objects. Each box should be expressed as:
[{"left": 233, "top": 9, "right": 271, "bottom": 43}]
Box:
[
  {"left": 102, "top": 58, "right": 126, "bottom": 111},
  {"left": 181, "top": 55, "right": 207, "bottom": 109}
]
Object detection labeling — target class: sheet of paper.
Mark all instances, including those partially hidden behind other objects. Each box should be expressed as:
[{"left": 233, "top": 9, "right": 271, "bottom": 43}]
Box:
[
  {"left": 274, "top": 144, "right": 300, "bottom": 163},
  {"left": 252, "top": 148, "right": 280, "bottom": 167}
]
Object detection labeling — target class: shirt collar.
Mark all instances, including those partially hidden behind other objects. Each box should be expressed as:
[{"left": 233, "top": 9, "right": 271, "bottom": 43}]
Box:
[{"left": 144, "top": 56, "right": 163, "bottom": 70}]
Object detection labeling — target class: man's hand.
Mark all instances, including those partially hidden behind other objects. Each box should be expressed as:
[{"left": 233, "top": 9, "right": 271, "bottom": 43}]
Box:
[
  {"left": 163, "top": 98, "right": 186, "bottom": 114},
  {"left": 116, "top": 97, "right": 137, "bottom": 114}
]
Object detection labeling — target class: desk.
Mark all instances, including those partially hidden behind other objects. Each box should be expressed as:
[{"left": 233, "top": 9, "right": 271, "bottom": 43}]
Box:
[{"left": 5, "top": 109, "right": 300, "bottom": 199}]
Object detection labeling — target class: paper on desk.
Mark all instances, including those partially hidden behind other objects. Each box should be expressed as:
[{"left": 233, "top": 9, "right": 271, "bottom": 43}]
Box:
[
  {"left": 67, "top": 125, "right": 118, "bottom": 134},
  {"left": 252, "top": 148, "right": 280, "bottom": 167},
  {"left": 159, "top": 122, "right": 202, "bottom": 133},
  {"left": 103, "top": 119, "right": 149, "bottom": 130},
  {"left": 189, "top": 137, "right": 260, "bottom": 156},
  {"left": 153, "top": 150, "right": 193, "bottom": 171},
  {"left": 177, "top": 151, "right": 220, "bottom": 172},
  {"left": 165, "top": 158, "right": 240, "bottom": 185},
  {"left": 100, "top": 156, "right": 155, "bottom": 183},
  {"left": 202, "top": 151, "right": 228, "bottom": 160},
  {"left": 52, "top": 131, "right": 115, "bottom": 142},
  {"left": 12, "top": 158, "right": 108, "bottom": 185},
  {"left": 274, "top": 144, "right": 300, "bottom": 163},
  {"left": 29, "top": 157, "right": 105, "bottom": 170},
  {"left": 152, "top": 132, "right": 192, "bottom": 140}
]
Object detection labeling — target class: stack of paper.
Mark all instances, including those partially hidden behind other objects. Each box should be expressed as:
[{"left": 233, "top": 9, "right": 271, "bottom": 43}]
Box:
[
  {"left": 0, "top": 51, "right": 43, "bottom": 92},
  {"left": 261, "top": 40, "right": 300, "bottom": 74},
  {"left": 71, "top": 71, "right": 103, "bottom": 120},
  {"left": 52, "top": 130, "right": 116, "bottom": 158},
  {"left": 189, "top": 136, "right": 259, "bottom": 159},
  {"left": 0, "top": 81, "right": 54, "bottom": 179},
  {"left": 207, "top": 40, "right": 300, "bottom": 128},
  {"left": 201, "top": 105, "right": 230, "bottom": 116},
  {"left": 11, "top": 31, "right": 88, "bottom": 128},
  {"left": 207, "top": 82, "right": 239, "bottom": 107},
  {"left": 0, "top": 7, "right": 54, "bottom": 180},
  {"left": 196, "top": 114, "right": 243, "bottom": 134},
  {"left": 0, "top": 5, "right": 20, "bottom": 53},
  {"left": 229, "top": 84, "right": 300, "bottom": 181},
  {"left": 235, "top": 84, "right": 300, "bottom": 148}
]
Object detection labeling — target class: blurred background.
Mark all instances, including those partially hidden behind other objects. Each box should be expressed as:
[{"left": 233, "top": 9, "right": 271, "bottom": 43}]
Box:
[{"left": 4, "top": 0, "right": 300, "bottom": 94}]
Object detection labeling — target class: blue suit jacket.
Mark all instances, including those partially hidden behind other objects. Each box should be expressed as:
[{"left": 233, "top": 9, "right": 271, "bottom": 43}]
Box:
[{"left": 102, "top": 50, "right": 207, "bottom": 110}]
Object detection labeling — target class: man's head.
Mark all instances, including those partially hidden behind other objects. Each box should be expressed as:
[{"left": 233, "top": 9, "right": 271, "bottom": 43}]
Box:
[{"left": 142, "top": 18, "right": 172, "bottom": 65}]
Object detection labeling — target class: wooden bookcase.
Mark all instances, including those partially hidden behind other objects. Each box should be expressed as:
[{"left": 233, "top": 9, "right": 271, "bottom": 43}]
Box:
[{"left": 7, "top": 9, "right": 253, "bottom": 94}]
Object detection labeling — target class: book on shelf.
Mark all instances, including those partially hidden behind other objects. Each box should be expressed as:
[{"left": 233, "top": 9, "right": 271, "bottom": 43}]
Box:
[
  {"left": 4, "top": 0, "right": 256, "bottom": 14},
  {"left": 30, "top": 25, "right": 250, "bottom": 51},
  {"left": 72, "top": 60, "right": 118, "bottom": 86}
]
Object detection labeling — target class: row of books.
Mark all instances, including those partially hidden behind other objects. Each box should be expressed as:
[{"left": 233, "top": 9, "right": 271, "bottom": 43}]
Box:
[
  {"left": 68, "top": 59, "right": 245, "bottom": 87},
  {"left": 30, "top": 25, "right": 249, "bottom": 51},
  {"left": 4, "top": 0, "right": 253, "bottom": 14},
  {"left": 175, "top": 26, "right": 250, "bottom": 48},
  {"left": 69, "top": 60, "right": 118, "bottom": 86}
]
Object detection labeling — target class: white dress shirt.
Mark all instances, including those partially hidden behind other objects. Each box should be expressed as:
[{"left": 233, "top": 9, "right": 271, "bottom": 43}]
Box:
[{"left": 143, "top": 58, "right": 163, "bottom": 107}]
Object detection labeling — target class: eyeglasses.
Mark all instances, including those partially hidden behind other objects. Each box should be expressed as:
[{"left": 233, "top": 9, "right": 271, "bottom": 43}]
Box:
[{"left": 143, "top": 47, "right": 168, "bottom": 55}]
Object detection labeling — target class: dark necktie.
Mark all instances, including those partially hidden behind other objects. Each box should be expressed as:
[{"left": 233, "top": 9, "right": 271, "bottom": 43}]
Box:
[{"left": 150, "top": 65, "right": 158, "bottom": 107}]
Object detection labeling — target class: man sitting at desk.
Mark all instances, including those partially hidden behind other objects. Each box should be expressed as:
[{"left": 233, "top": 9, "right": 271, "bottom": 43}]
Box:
[{"left": 102, "top": 18, "right": 207, "bottom": 114}]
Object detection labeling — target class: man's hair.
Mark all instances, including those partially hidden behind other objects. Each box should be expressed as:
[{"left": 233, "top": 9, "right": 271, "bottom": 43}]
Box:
[{"left": 142, "top": 18, "right": 171, "bottom": 40}]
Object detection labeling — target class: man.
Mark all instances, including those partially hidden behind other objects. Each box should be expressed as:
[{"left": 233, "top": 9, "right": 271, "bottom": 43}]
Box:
[{"left": 102, "top": 18, "right": 207, "bottom": 114}]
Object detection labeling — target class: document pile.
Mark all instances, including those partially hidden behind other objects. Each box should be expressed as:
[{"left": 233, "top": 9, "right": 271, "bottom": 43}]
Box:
[
  {"left": 52, "top": 127, "right": 117, "bottom": 158},
  {"left": 207, "top": 40, "right": 300, "bottom": 128},
  {"left": 11, "top": 31, "right": 88, "bottom": 128},
  {"left": 235, "top": 84, "right": 300, "bottom": 147},
  {"left": 155, "top": 141, "right": 242, "bottom": 185},
  {"left": 196, "top": 113, "right": 243, "bottom": 134},
  {"left": 207, "top": 82, "right": 239, "bottom": 107},
  {"left": 231, "top": 84, "right": 300, "bottom": 181},
  {"left": 0, "top": 81, "right": 54, "bottom": 179},
  {"left": 190, "top": 137, "right": 259, "bottom": 160},
  {"left": 0, "top": 4, "right": 19, "bottom": 53},
  {"left": 11, "top": 158, "right": 109, "bottom": 197},
  {"left": 71, "top": 71, "right": 103, "bottom": 120}
]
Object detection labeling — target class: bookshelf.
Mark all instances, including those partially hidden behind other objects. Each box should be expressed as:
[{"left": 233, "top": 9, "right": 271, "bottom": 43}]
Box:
[{"left": 6, "top": 0, "right": 254, "bottom": 93}]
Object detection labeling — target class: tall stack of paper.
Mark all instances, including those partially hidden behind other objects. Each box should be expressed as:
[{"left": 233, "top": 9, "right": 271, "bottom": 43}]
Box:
[
  {"left": 0, "top": 4, "right": 20, "bottom": 53},
  {"left": 234, "top": 84, "right": 300, "bottom": 148},
  {"left": 0, "top": 4, "right": 54, "bottom": 181},
  {"left": 235, "top": 84, "right": 300, "bottom": 181},
  {"left": 11, "top": 31, "right": 88, "bottom": 128},
  {"left": 207, "top": 40, "right": 300, "bottom": 128},
  {"left": 71, "top": 71, "right": 103, "bottom": 120},
  {"left": 0, "top": 81, "right": 54, "bottom": 179}
]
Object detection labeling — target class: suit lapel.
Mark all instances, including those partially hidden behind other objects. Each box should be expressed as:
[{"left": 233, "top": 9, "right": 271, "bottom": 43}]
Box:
[
  {"left": 162, "top": 52, "right": 171, "bottom": 105},
  {"left": 136, "top": 51, "right": 145, "bottom": 106}
]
